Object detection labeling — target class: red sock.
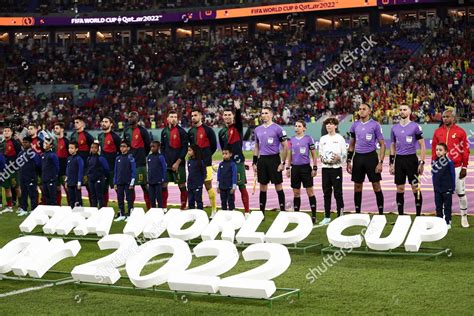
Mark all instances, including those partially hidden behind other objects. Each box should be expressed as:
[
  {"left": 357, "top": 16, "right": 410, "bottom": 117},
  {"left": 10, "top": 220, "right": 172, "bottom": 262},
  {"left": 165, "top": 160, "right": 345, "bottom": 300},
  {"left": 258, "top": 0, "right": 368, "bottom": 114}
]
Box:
[
  {"left": 103, "top": 191, "right": 109, "bottom": 207},
  {"left": 56, "top": 190, "right": 62, "bottom": 206},
  {"left": 180, "top": 189, "right": 188, "bottom": 210},
  {"left": 6, "top": 196, "right": 12, "bottom": 207},
  {"left": 143, "top": 191, "right": 151, "bottom": 209},
  {"left": 240, "top": 187, "right": 250, "bottom": 212},
  {"left": 162, "top": 188, "right": 168, "bottom": 208}
]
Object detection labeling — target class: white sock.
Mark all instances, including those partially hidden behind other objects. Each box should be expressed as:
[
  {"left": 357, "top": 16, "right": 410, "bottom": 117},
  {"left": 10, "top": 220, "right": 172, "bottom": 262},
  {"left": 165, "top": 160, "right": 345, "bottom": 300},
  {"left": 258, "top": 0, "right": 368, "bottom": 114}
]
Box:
[{"left": 459, "top": 195, "right": 468, "bottom": 216}]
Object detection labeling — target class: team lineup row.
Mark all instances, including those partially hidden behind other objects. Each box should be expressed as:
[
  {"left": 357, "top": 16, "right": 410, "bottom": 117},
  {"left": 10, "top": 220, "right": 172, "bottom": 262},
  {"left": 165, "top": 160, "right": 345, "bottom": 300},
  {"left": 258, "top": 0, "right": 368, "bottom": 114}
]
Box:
[{"left": 0, "top": 101, "right": 470, "bottom": 228}]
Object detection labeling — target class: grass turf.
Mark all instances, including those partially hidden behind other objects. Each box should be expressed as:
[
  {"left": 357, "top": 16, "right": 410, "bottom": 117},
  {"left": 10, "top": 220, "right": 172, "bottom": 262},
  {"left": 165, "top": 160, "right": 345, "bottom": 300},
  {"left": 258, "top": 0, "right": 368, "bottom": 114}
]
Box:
[{"left": 0, "top": 199, "right": 473, "bottom": 315}]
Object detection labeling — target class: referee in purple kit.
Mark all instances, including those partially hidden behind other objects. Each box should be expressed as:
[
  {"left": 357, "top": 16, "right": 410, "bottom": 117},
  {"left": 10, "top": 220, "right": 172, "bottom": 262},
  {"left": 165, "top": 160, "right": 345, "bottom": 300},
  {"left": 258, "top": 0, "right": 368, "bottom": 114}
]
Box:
[
  {"left": 347, "top": 103, "right": 386, "bottom": 214},
  {"left": 253, "top": 106, "right": 289, "bottom": 215},
  {"left": 389, "top": 104, "right": 425, "bottom": 216}
]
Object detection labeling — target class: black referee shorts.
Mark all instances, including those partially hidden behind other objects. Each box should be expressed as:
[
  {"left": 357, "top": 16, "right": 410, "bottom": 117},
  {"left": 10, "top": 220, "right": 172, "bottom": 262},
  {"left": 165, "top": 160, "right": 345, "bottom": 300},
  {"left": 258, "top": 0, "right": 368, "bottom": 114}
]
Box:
[
  {"left": 291, "top": 164, "right": 313, "bottom": 189},
  {"left": 351, "top": 151, "right": 381, "bottom": 183},
  {"left": 394, "top": 154, "right": 419, "bottom": 186},
  {"left": 257, "top": 154, "right": 283, "bottom": 185}
]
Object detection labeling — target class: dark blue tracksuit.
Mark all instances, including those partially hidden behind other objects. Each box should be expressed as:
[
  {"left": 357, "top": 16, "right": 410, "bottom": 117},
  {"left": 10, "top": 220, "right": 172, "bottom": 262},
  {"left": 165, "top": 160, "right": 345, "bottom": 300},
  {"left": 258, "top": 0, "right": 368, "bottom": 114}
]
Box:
[
  {"left": 432, "top": 156, "right": 456, "bottom": 224},
  {"left": 19, "top": 150, "right": 41, "bottom": 212},
  {"left": 147, "top": 153, "right": 167, "bottom": 208},
  {"left": 114, "top": 154, "right": 136, "bottom": 216},
  {"left": 87, "top": 154, "right": 110, "bottom": 209},
  {"left": 66, "top": 155, "right": 84, "bottom": 208},
  {"left": 41, "top": 150, "right": 60, "bottom": 205},
  {"left": 187, "top": 158, "right": 206, "bottom": 210},
  {"left": 217, "top": 160, "right": 238, "bottom": 210}
]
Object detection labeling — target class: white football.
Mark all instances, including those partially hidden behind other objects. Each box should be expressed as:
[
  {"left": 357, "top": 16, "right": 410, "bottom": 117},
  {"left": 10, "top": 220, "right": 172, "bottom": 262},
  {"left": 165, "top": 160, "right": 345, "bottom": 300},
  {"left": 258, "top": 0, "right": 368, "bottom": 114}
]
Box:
[{"left": 322, "top": 151, "right": 334, "bottom": 163}]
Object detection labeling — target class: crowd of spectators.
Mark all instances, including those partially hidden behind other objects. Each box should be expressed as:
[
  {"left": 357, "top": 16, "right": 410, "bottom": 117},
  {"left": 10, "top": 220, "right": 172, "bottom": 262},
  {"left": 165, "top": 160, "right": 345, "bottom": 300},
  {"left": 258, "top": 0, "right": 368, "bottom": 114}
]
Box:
[{"left": 0, "top": 17, "right": 472, "bottom": 131}]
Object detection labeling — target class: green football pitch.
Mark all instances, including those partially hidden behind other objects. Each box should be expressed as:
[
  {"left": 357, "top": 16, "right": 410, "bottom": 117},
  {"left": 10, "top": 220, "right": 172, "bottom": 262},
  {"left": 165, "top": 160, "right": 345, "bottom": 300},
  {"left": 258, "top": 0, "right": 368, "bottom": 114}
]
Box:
[
  {"left": 0, "top": 201, "right": 473, "bottom": 314},
  {"left": 0, "top": 150, "right": 473, "bottom": 314}
]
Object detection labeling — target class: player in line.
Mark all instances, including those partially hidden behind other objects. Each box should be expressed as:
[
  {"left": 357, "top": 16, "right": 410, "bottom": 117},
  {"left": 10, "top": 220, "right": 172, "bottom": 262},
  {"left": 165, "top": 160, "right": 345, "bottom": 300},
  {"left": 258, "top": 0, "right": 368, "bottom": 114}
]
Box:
[
  {"left": 253, "top": 107, "right": 289, "bottom": 216},
  {"left": 219, "top": 99, "right": 250, "bottom": 216},
  {"left": 188, "top": 109, "right": 218, "bottom": 217},
  {"left": 286, "top": 120, "right": 318, "bottom": 224},
  {"left": 347, "top": 103, "right": 386, "bottom": 214},
  {"left": 319, "top": 117, "right": 346, "bottom": 223},
  {"left": 123, "top": 112, "right": 151, "bottom": 209},
  {"left": 389, "top": 104, "right": 425, "bottom": 216},
  {"left": 432, "top": 109, "right": 470, "bottom": 228}
]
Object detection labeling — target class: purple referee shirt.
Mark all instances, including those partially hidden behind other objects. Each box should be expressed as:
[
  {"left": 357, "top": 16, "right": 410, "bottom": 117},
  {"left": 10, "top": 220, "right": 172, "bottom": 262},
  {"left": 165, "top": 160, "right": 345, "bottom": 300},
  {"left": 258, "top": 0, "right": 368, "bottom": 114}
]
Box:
[
  {"left": 350, "top": 119, "right": 384, "bottom": 154},
  {"left": 391, "top": 121, "right": 423, "bottom": 155},
  {"left": 255, "top": 123, "right": 287, "bottom": 156},
  {"left": 290, "top": 135, "right": 315, "bottom": 166}
]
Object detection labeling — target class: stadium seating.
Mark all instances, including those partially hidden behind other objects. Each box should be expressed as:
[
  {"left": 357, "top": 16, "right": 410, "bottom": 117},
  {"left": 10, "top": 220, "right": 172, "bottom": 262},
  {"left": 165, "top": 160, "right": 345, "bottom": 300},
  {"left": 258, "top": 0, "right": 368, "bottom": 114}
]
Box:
[{"left": 0, "top": 19, "right": 472, "bottom": 130}]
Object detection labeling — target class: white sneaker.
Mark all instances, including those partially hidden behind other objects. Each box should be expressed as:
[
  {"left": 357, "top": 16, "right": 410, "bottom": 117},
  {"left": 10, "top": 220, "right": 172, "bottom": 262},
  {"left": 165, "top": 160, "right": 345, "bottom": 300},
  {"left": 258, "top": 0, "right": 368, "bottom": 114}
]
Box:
[
  {"left": 17, "top": 210, "right": 28, "bottom": 217},
  {"left": 210, "top": 210, "right": 217, "bottom": 218},
  {"left": 461, "top": 215, "right": 469, "bottom": 228},
  {"left": 320, "top": 217, "right": 332, "bottom": 226},
  {"left": 16, "top": 207, "right": 24, "bottom": 214},
  {"left": 0, "top": 207, "right": 13, "bottom": 214},
  {"left": 245, "top": 212, "right": 250, "bottom": 219},
  {"left": 447, "top": 224, "right": 452, "bottom": 230},
  {"left": 114, "top": 215, "right": 126, "bottom": 222}
]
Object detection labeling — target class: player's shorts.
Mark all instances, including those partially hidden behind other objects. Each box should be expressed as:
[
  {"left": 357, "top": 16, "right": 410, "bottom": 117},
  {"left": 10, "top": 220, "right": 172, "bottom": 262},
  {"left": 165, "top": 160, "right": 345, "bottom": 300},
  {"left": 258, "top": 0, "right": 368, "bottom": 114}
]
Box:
[
  {"left": 135, "top": 166, "right": 147, "bottom": 186},
  {"left": 82, "top": 175, "right": 88, "bottom": 186},
  {"left": 1, "top": 172, "right": 18, "bottom": 188},
  {"left": 257, "top": 154, "right": 283, "bottom": 185},
  {"left": 291, "top": 164, "right": 313, "bottom": 189},
  {"left": 236, "top": 162, "right": 247, "bottom": 187},
  {"left": 351, "top": 151, "right": 381, "bottom": 183},
  {"left": 394, "top": 154, "right": 419, "bottom": 186},
  {"left": 455, "top": 167, "right": 466, "bottom": 195},
  {"left": 205, "top": 166, "right": 213, "bottom": 182},
  {"left": 166, "top": 165, "right": 186, "bottom": 185}
]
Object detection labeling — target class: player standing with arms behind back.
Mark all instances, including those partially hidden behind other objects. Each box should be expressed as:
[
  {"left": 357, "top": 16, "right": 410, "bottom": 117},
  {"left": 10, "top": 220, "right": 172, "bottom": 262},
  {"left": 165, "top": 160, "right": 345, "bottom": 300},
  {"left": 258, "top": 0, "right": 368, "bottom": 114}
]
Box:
[
  {"left": 389, "top": 104, "right": 425, "bottom": 216},
  {"left": 253, "top": 107, "right": 289, "bottom": 216},
  {"left": 432, "top": 109, "right": 470, "bottom": 228},
  {"left": 188, "top": 109, "right": 218, "bottom": 217},
  {"left": 161, "top": 110, "right": 189, "bottom": 209},
  {"left": 285, "top": 120, "right": 318, "bottom": 224},
  {"left": 347, "top": 103, "right": 386, "bottom": 214},
  {"left": 123, "top": 112, "right": 151, "bottom": 209}
]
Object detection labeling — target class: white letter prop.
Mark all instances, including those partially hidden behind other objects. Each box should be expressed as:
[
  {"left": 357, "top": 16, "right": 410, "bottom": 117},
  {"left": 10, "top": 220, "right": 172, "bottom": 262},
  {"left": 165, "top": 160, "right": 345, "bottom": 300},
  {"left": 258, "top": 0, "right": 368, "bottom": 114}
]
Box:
[
  {"left": 143, "top": 208, "right": 180, "bottom": 239},
  {"left": 19, "top": 205, "right": 61, "bottom": 233},
  {"left": 404, "top": 217, "right": 448, "bottom": 252},
  {"left": 168, "top": 240, "right": 239, "bottom": 293},
  {"left": 364, "top": 215, "right": 412, "bottom": 251},
  {"left": 74, "top": 207, "right": 114, "bottom": 236},
  {"left": 123, "top": 207, "right": 149, "bottom": 237},
  {"left": 11, "top": 238, "right": 80, "bottom": 278},
  {"left": 219, "top": 243, "right": 291, "bottom": 299},
  {"left": 126, "top": 238, "right": 192, "bottom": 288},
  {"left": 0, "top": 236, "right": 48, "bottom": 273},
  {"left": 167, "top": 209, "right": 209, "bottom": 241},
  {"left": 264, "top": 212, "right": 313, "bottom": 244},
  {"left": 326, "top": 214, "right": 371, "bottom": 248},
  {"left": 201, "top": 211, "right": 245, "bottom": 243},
  {"left": 235, "top": 211, "right": 265, "bottom": 244},
  {"left": 71, "top": 234, "right": 138, "bottom": 284},
  {"left": 55, "top": 210, "right": 87, "bottom": 235},
  {"left": 42, "top": 206, "right": 73, "bottom": 234}
]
